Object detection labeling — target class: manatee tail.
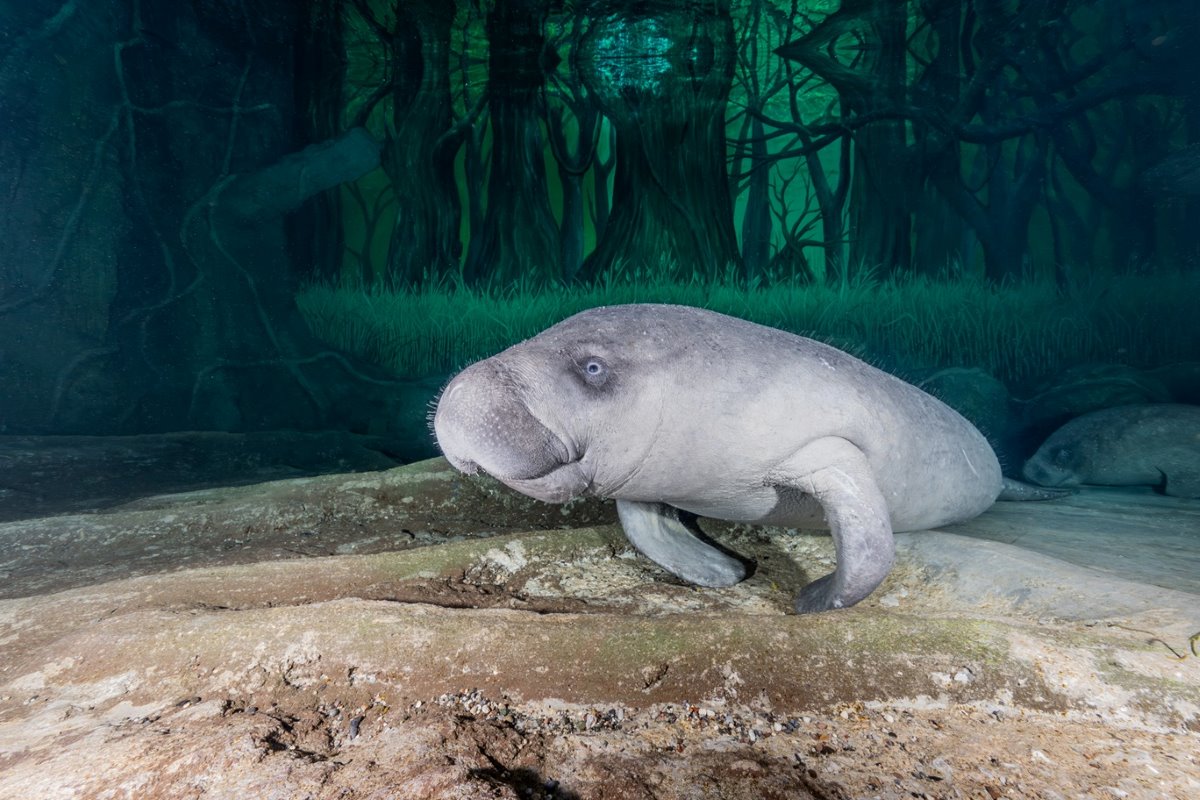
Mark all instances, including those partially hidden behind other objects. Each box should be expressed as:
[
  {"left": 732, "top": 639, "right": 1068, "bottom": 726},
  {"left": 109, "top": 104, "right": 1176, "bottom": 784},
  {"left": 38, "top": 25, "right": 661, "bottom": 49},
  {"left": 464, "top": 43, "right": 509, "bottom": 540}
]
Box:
[{"left": 998, "top": 477, "right": 1074, "bottom": 501}]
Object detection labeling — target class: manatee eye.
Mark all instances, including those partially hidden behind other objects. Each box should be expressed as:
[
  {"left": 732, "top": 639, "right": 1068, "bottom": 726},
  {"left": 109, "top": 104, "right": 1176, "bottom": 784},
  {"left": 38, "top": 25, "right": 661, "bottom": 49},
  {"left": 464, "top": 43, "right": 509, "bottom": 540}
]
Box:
[
  {"left": 1051, "top": 447, "right": 1072, "bottom": 467},
  {"left": 578, "top": 356, "right": 610, "bottom": 387}
]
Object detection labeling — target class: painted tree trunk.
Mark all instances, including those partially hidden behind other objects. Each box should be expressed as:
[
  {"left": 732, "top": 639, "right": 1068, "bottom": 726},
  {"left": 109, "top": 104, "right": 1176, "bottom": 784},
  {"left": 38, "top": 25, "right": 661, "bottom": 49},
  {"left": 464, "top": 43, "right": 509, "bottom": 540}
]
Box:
[
  {"left": 576, "top": 0, "right": 741, "bottom": 283},
  {"left": 465, "top": 0, "right": 560, "bottom": 287},
  {"left": 845, "top": 0, "right": 911, "bottom": 278},
  {"left": 289, "top": 0, "right": 348, "bottom": 284},
  {"left": 740, "top": 113, "right": 772, "bottom": 283},
  {"left": 911, "top": 0, "right": 968, "bottom": 276},
  {"left": 382, "top": 0, "right": 462, "bottom": 286}
]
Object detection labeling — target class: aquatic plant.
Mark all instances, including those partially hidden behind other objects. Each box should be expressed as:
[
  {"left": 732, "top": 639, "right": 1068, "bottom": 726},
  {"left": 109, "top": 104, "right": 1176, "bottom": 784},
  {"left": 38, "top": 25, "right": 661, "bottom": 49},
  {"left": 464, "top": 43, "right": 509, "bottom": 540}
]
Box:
[{"left": 295, "top": 265, "right": 1200, "bottom": 387}]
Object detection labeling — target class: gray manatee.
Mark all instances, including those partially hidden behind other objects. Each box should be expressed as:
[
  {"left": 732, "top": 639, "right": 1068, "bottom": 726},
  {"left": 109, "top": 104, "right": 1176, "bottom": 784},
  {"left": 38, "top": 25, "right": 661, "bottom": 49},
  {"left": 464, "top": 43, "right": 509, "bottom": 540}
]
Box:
[
  {"left": 433, "top": 304, "right": 1011, "bottom": 613},
  {"left": 1023, "top": 404, "right": 1200, "bottom": 498}
]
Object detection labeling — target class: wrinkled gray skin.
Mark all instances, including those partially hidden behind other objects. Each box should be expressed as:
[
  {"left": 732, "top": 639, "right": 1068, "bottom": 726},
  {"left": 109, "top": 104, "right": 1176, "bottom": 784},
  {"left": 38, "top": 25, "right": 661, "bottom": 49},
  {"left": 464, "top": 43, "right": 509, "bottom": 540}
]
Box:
[
  {"left": 1023, "top": 404, "right": 1200, "bottom": 498},
  {"left": 434, "top": 304, "right": 1004, "bottom": 613}
]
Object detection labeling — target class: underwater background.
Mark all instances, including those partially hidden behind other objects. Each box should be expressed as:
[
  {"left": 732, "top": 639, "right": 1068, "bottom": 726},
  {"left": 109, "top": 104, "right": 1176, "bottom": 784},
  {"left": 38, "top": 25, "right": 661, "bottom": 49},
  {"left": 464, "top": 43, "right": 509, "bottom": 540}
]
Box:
[{"left": 1, "top": 0, "right": 1198, "bottom": 468}]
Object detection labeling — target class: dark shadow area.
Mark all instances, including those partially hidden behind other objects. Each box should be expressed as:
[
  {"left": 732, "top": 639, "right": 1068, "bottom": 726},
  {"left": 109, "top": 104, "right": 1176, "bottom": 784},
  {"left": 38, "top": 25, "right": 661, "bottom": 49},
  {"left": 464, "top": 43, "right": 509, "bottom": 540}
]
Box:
[
  {"left": 467, "top": 767, "right": 583, "bottom": 800},
  {"left": 0, "top": 431, "right": 415, "bottom": 522}
]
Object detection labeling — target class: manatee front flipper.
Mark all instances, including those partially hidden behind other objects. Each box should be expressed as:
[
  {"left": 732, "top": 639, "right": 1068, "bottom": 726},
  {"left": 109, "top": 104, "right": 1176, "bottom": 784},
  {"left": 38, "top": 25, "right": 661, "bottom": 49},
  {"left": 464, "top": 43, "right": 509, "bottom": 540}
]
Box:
[
  {"left": 998, "top": 477, "right": 1073, "bottom": 501},
  {"left": 615, "top": 500, "right": 749, "bottom": 588},
  {"left": 769, "top": 438, "right": 895, "bottom": 614}
]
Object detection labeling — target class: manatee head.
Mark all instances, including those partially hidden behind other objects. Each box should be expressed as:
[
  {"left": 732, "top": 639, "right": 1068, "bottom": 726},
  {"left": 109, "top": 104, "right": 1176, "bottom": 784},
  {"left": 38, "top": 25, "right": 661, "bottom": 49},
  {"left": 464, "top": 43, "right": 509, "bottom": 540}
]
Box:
[
  {"left": 433, "top": 309, "right": 668, "bottom": 503},
  {"left": 1021, "top": 436, "right": 1087, "bottom": 488}
]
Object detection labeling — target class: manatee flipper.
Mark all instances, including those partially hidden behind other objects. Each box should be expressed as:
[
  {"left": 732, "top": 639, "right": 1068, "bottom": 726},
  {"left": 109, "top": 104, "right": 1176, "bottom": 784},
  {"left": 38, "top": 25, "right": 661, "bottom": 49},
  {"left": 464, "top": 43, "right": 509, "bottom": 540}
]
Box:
[
  {"left": 768, "top": 438, "right": 895, "bottom": 614},
  {"left": 615, "top": 500, "right": 749, "bottom": 588},
  {"left": 997, "top": 477, "right": 1074, "bottom": 501}
]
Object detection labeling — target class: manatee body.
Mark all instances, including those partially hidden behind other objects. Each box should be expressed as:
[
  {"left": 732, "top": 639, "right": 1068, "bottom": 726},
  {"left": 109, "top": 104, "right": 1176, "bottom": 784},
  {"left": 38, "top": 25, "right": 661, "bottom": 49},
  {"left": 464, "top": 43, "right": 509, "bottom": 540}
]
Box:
[
  {"left": 1023, "top": 404, "right": 1200, "bottom": 498},
  {"left": 433, "top": 304, "right": 1004, "bottom": 613}
]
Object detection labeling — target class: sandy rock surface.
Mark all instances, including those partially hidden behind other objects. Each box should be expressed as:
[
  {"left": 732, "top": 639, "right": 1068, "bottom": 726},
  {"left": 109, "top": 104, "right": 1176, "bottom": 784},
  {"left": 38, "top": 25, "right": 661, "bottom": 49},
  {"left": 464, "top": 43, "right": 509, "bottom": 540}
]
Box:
[{"left": 1, "top": 457, "right": 1198, "bottom": 799}]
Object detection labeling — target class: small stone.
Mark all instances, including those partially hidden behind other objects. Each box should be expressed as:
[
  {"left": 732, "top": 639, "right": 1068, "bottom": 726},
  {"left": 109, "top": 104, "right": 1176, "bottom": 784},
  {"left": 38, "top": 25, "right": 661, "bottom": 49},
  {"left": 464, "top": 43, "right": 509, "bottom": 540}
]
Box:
[{"left": 927, "top": 756, "right": 953, "bottom": 780}]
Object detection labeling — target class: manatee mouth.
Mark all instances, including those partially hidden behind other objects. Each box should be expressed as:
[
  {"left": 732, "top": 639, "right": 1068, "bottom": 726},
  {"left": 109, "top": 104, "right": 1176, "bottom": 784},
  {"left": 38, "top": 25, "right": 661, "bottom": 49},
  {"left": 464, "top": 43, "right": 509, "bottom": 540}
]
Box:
[
  {"left": 433, "top": 361, "right": 591, "bottom": 503},
  {"left": 496, "top": 459, "right": 592, "bottom": 504},
  {"left": 443, "top": 444, "right": 576, "bottom": 484},
  {"left": 440, "top": 440, "right": 571, "bottom": 481},
  {"left": 442, "top": 450, "right": 590, "bottom": 504}
]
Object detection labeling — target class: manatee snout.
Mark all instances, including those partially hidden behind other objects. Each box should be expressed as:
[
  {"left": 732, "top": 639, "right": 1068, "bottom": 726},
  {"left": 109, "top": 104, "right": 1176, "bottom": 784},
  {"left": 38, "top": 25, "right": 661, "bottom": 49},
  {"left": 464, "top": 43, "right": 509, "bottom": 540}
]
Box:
[
  {"left": 433, "top": 359, "right": 571, "bottom": 483},
  {"left": 1021, "top": 456, "right": 1076, "bottom": 488},
  {"left": 1021, "top": 444, "right": 1083, "bottom": 488}
]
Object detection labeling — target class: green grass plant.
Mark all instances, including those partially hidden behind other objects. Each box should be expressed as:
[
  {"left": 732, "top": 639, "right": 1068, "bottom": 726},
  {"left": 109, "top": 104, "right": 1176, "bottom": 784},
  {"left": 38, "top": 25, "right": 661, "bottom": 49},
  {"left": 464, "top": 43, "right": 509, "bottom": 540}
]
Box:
[{"left": 295, "top": 264, "right": 1199, "bottom": 388}]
